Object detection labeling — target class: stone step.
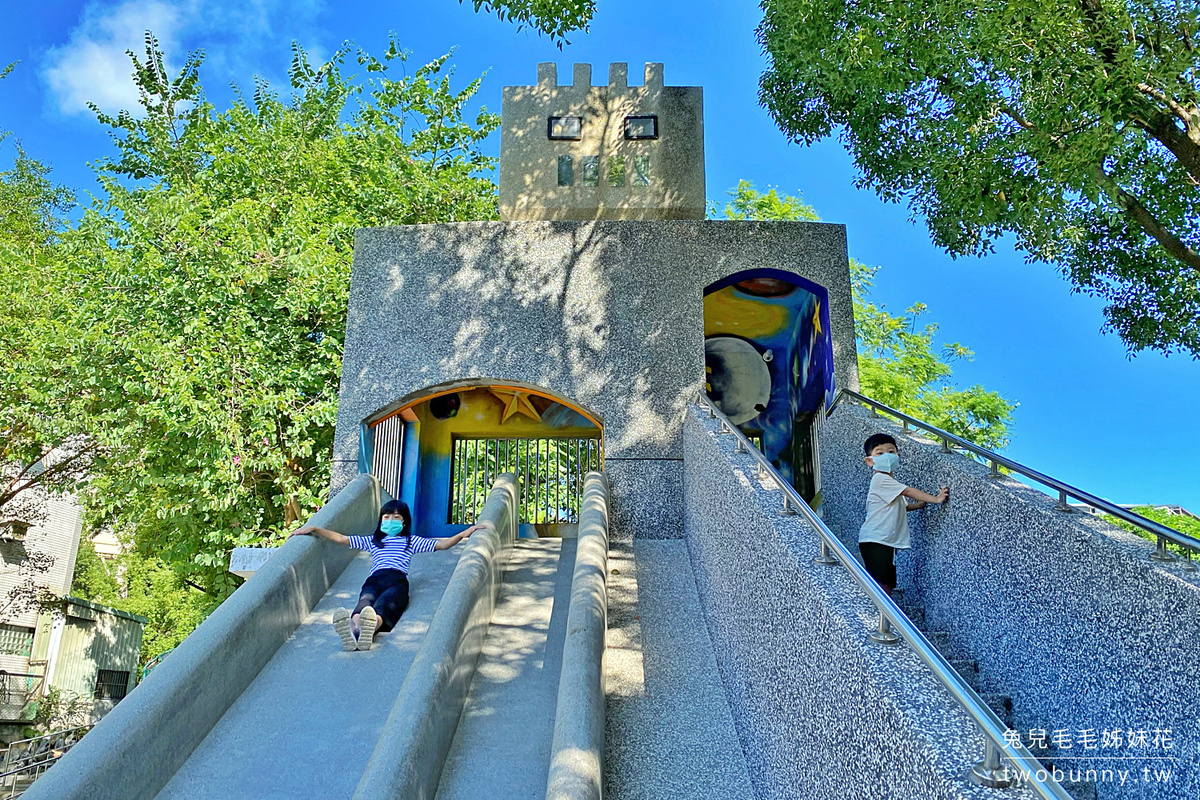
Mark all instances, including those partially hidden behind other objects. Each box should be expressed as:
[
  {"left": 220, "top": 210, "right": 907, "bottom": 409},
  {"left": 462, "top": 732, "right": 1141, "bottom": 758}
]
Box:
[
  {"left": 926, "top": 630, "right": 967, "bottom": 660},
  {"left": 897, "top": 605, "right": 925, "bottom": 629},
  {"left": 1062, "top": 779, "right": 1098, "bottom": 800},
  {"left": 949, "top": 659, "right": 980, "bottom": 692},
  {"left": 1033, "top": 757, "right": 1099, "bottom": 800},
  {"left": 979, "top": 692, "right": 1014, "bottom": 728}
]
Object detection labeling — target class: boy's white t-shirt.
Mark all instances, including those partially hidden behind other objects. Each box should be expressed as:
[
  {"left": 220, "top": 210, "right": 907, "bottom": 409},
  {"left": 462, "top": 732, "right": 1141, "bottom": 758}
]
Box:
[{"left": 858, "top": 471, "right": 911, "bottom": 549}]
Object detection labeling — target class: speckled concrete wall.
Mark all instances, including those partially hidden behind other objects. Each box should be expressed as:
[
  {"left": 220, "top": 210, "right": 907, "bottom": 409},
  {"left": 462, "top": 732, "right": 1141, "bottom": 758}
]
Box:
[
  {"left": 682, "top": 406, "right": 1036, "bottom": 800},
  {"left": 335, "top": 220, "right": 857, "bottom": 540},
  {"left": 819, "top": 402, "right": 1200, "bottom": 800}
]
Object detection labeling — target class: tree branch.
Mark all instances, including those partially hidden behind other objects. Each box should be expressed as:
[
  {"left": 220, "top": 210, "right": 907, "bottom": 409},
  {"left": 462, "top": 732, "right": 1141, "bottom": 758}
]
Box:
[
  {"left": 1093, "top": 163, "right": 1200, "bottom": 272},
  {"left": 1130, "top": 110, "right": 1200, "bottom": 186},
  {"left": 0, "top": 444, "right": 95, "bottom": 509},
  {"left": 1136, "top": 82, "right": 1196, "bottom": 131},
  {"left": 183, "top": 578, "right": 217, "bottom": 597}
]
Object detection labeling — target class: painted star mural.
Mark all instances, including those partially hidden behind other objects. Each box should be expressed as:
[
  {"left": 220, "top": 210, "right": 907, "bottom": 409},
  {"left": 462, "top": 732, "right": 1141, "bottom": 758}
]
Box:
[{"left": 488, "top": 388, "right": 543, "bottom": 423}]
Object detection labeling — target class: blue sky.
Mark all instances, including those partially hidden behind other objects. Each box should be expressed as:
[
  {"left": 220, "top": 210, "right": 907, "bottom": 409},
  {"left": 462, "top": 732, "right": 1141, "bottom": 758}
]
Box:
[{"left": 3, "top": 0, "right": 1197, "bottom": 510}]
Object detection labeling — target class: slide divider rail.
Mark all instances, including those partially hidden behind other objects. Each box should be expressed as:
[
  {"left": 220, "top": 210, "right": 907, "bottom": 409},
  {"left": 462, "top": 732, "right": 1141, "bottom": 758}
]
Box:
[{"left": 353, "top": 473, "right": 520, "bottom": 800}]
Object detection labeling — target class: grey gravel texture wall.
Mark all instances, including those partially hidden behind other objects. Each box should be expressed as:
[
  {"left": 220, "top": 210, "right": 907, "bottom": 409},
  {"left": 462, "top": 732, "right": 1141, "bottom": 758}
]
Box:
[
  {"left": 335, "top": 220, "right": 857, "bottom": 540},
  {"left": 819, "top": 402, "right": 1200, "bottom": 800},
  {"left": 682, "top": 406, "right": 1035, "bottom": 800}
]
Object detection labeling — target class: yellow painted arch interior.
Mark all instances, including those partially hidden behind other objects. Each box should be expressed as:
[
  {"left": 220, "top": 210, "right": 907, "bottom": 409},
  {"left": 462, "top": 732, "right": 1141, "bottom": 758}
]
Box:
[{"left": 368, "top": 384, "right": 604, "bottom": 430}]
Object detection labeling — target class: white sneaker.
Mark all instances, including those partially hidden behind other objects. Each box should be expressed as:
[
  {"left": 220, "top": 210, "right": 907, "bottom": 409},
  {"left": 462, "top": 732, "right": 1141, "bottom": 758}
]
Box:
[
  {"left": 332, "top": 608, "right": 357, "bottom": 652},
  {"left": 357, "top": 606, "right": 378, "bottom": 651}
]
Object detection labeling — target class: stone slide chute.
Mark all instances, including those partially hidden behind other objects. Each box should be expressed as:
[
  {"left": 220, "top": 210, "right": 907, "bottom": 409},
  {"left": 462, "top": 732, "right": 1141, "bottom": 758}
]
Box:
[{"left": 19, "top": 473, "right": 612, "bottom": 800}]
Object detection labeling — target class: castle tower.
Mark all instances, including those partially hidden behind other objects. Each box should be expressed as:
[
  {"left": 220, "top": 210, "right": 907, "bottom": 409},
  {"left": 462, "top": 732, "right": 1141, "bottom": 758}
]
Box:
[{"left": 499, "top": 62, "right": 705, "bottom": 220}]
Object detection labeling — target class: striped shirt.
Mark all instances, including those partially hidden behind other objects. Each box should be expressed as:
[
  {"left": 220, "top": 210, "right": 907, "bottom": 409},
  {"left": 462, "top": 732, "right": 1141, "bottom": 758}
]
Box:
[{"left": 347, "top": 534, "right": 438, "bottom": 574}]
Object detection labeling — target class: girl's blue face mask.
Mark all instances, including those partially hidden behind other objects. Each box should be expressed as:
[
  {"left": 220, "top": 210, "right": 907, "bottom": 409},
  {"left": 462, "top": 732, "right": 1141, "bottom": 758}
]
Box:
[{"left": 380, "top": 519, "right": 406, "bottom": 536}]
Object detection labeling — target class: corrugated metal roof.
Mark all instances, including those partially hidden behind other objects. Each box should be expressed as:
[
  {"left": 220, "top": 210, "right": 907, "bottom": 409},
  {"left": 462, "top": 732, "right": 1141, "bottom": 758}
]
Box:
[{"left": 63, "top": 595, "right": 148, "bottom": 624}]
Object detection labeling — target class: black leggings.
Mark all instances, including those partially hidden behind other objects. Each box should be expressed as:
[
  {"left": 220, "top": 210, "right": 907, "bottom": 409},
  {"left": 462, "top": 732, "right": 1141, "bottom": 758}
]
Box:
[{"left": 353, "top": 569, "right": 410, "bottom": 633}]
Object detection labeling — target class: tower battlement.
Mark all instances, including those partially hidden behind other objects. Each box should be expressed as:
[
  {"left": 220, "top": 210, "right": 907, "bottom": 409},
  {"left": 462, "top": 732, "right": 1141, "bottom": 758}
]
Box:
[{"left": 499, "top": 62, "right": 704, "bottom": 221}]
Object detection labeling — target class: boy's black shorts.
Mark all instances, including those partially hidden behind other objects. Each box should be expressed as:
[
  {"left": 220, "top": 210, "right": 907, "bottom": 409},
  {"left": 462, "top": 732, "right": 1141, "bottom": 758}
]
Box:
[{"left": 859, "top": 542, "right": 897, "bottom": 587}]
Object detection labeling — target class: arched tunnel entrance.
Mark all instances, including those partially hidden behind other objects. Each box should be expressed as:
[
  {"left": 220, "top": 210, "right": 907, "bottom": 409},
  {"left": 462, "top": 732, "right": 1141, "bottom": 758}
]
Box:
[
  {"left": 362, "top": 382, "right": 603, "bottom": 538},
  {"left": 703, "top": 269, "right": 836, "bottom": 507}
]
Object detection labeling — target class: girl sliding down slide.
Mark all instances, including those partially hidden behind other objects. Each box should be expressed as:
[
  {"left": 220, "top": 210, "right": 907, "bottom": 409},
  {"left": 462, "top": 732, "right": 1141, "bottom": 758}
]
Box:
[{"left": 291, "top": 500, "right": 485, "bottom": 650}]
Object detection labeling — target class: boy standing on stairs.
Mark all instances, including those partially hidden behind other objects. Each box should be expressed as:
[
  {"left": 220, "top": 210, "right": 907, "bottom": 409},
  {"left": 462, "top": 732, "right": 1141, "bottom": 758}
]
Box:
[{"left": 859, "top": 433, "right": 949, "bottom": 595}]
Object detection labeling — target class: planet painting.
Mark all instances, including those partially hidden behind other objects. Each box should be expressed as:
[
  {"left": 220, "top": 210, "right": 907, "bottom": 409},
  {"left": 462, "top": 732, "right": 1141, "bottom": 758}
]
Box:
[
  {"left": 705, "top": 336, "right": 773, "bottom": 425},
  {"left": 703, "top": 268, "right": 835, "bottom": 501}
]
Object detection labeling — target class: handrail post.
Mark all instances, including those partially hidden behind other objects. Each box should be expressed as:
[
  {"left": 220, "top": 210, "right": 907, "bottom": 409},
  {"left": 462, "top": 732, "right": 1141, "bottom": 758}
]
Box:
[
  {"left": 1055, "top": 490, "right": 1072, "bottom": 512},
  {"left": 1150, "top": 536, "right": 1176, "bottom": 563},
  {"left": 812, "top": 539, "right": 838, "bottom": 566},
  {"left": 969, "top": 739, "right": 1015, "bottom": 788},
  {"left": 989, "top": 459, "right": 1000, "bottom": 478},
  {"left": 941, "top": 436, "right": 951, "bottom": 454},
  {"left": 868, "top": 607, "right": 900, "bottom": 645},
  {"left": 781, "top": 494, "right": 797, "bottom": 515}
]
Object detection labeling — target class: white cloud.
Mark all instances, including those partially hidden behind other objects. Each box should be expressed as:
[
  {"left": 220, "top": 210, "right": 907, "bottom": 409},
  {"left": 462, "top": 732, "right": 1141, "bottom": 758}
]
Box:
[
  {"left": 43, "top": 0, "right": 326, "bottom": 117},
  {"left": 44, "top": 0, "right": 188, "bottom": 116}
]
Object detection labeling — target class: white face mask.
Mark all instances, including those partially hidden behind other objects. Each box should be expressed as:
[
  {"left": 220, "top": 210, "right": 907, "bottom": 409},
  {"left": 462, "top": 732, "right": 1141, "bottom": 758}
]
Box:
[{"left": 870, "top": 452, "right": 899, "bottom": 473}]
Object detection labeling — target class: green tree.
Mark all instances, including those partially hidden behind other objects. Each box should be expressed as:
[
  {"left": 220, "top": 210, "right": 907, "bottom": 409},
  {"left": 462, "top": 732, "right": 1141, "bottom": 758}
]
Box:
[
  {"left": 715, "top": 181, "right": 1016, "bottom": 449},
  {"left": 0, "top": 64, "right": 94, "bottom": 529},
  {"left": 69, "top": 537, "right": 120, "bottom": 601},
  {"left": 758, "top": 0, "right": 1200, "bottom": 356},
  {"left": 71, "top": 538, "right": 214, "bottom": 669},
  {"left": 63, "top": 35, "right": 499, "bottom": 600},
  {"left": 461, "top": 0, "right": 594, "bottom": 41},
  {"left": 1100, "top": 505, "right": 1200, "bottom": 555},
  {"left": 716, "top": 179, "right": 821, "bottom": 222}
]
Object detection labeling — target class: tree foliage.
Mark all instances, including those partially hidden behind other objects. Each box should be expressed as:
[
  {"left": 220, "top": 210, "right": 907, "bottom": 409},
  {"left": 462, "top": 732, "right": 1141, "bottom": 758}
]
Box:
[
  {"left": 716, "top": 181, "right": 1016, "bottom": 449},
  {"left": 460, "top": 0, "right": 594, "bottom": 42},
  {"left": 852, "top": 263, "right": 1017, "bottom": 450},
  {"left": 0, "top": 67, "right": 92, "bottom": 527},
  {"left": 62, "top": 35, "right": 499, "bottom": 599},
  {"left": 71, "top": 537, "right": 215, "bottom": 669},
  {"left": 759, "top": 0, "right": 1200, "bottom": 356},
  {"left": 1101, "top": 504, "right": 1200, "bottom": 555},
  {"left": 716, "top": 179, "right": 821, "bottom": 222}
]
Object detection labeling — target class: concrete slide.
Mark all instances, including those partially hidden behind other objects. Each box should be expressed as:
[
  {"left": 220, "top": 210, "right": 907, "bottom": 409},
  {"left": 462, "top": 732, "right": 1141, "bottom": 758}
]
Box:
[{"left": 22, "top": 472, "right": 610, "bottom": 800}]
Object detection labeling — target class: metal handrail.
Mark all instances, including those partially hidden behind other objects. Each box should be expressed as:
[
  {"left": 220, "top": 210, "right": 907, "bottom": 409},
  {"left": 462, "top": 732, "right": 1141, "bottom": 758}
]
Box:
[
  {"left": 141, "top": 648, "right": 174, "bottom": 681},
  {"left": 694, "top": 392, "right": 1072, "bottom": 798},
  {"left": 0, "top": 673, "right": 44, "bottom": 706},
  {"left": 828, "top": 389, "right": 1200, "bottom": 565},
  {"left": 0, "top": 724, "right": 92, "bottom": 798}
]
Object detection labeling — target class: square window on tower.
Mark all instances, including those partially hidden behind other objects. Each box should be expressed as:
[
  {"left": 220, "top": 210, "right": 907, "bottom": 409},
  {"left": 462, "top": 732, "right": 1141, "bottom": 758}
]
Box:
[
  {"left": 547, "top": 116, "right": 582, "bottom": 140},
  {"left": 624, "top": 115, "right": 658, "bottom": 140}
]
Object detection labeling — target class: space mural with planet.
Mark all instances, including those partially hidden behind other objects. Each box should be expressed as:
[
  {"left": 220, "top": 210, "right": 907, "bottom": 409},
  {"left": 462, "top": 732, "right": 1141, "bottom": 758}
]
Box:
[{"left": 704, "top": 270, "right": 835, "bottom": 500}]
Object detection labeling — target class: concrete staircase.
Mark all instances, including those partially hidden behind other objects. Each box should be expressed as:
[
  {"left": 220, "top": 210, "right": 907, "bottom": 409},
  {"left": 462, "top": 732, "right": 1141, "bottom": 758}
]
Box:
[{"left": 892, "top": 588, "right": 1098, "bottom": 800}]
